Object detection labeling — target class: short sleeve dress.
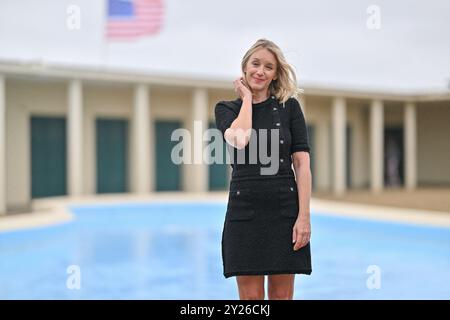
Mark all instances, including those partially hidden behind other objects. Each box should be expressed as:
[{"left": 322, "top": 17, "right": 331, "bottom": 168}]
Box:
[{"left": 214, "top": 95, "right": 312, "bottom": 278}]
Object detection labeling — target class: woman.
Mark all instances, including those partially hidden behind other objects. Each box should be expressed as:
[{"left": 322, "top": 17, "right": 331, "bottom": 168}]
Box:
[{"left": 214, "top": 39, "right": 312, "bottom": 300}]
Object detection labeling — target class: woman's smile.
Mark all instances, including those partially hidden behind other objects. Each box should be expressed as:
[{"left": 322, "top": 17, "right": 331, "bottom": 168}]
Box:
[{"left": 252, "top": 76, "right": 265, "bottom": 84}]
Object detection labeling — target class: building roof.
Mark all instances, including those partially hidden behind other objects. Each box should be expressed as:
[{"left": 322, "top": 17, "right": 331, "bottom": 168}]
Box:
[{"left": 1, "top": 59, "right": 449, "bottom": 102}]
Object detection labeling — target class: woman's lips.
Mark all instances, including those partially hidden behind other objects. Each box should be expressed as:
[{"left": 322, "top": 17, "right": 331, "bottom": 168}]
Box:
[{"left": 253, "top": 77, "right": 265, "bottom": 83}]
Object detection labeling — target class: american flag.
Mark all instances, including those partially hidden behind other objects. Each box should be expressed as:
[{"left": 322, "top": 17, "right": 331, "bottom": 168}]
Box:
[{"left": 106, "top": 0, "right": 164, "bottom": 40}]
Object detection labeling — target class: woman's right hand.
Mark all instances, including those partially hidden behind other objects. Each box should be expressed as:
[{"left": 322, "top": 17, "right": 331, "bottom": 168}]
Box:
[{"left": 233, "top": 75, "right": 252, "bottom": 100}]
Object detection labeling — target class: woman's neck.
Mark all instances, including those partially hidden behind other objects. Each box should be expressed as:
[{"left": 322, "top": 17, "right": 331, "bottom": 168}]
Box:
[{"left": 252, "top": 91, "right": 270, "bottom": 104}]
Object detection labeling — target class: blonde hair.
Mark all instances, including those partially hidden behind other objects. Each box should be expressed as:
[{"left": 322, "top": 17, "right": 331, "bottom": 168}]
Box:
[{"left": 241, "top": 38, "right": 303, "bottom": 104}]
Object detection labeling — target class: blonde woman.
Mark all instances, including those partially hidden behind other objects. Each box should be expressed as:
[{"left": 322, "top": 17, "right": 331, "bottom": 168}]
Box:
[{"left": 215, "top": 39, "right": 312, "bottom": 300}]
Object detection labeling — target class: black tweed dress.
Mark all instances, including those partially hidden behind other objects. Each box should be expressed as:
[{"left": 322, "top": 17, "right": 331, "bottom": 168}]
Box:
[{"left": 214, "top": 95, "right": 312, "bottom": 278}]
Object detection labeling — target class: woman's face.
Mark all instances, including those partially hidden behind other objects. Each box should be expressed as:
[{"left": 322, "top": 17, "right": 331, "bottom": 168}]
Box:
[{"left": 244, "top": 48, "right": 278, "bottom": 94}]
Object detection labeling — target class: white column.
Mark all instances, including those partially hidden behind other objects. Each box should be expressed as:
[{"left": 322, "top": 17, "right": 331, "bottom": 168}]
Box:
[
  {"left": 370, "top": 99, "right": 384, "bottom": 192},
  {"left": 132, "top": 84, "right": 151, "bottom": 193},
  {"left": 185, "top": 88, "right": 208, "bottom": 192},
  {"left": 404, "top": 101, "right": 417, "bottom": 190},
  {"left": 0, "top": 75, "right": 5, "bottom": 214},
  {"left": 332, "top": 97, "right": 346, "bottom": 195},
  {"left": 68, "top": 79, "right": 83, "bottom": 197}
]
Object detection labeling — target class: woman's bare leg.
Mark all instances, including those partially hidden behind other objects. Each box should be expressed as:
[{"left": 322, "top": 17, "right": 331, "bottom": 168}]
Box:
[
  {"left": 267, "top": 274, "right": 295, "bottom": 300},
  {"left": 236, "top": 275, "right": 265, "bottom": 300}
]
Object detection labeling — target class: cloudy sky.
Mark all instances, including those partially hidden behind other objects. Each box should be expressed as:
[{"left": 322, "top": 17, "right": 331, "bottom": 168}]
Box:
[{"left": 1, "top": 0, "right": 449, "bottom": 91}]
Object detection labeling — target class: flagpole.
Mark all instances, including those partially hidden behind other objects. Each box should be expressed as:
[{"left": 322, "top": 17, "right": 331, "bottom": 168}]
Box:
[{"left": 101, "top": 0, "right": 109, "bottom": 67}]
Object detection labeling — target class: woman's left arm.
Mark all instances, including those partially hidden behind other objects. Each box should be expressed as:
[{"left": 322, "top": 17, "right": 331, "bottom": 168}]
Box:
[{"left": 291, "top": 151, "right": 312, "bottom": 251}]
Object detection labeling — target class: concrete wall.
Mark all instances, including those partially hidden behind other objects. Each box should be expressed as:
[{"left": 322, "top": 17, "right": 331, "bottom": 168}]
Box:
[
  {"left": 347, "top": 99, "right": 370, "bottom": 189},
  {"left": 417, "top": 101, "right": 450, "bottom": 185},
  {"left": 84, "top": 84, "right": 134, "bottom": 195},
  {"left": 4, "top": 78, "right": 450, "bottom": 209},
  {"left": 302, "top": 95, "right": 332, "bottom": 192},
  {"left": 6, "top": 80, "right": 67, "bottom": 211},
  {"left": 5, "top": 80, "right": 197, "bottom": 208}
]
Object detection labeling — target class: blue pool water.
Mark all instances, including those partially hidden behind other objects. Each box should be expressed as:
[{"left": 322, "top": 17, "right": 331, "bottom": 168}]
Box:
[{"left": 0, "top": 201, "right": 449, "bottom": 299}]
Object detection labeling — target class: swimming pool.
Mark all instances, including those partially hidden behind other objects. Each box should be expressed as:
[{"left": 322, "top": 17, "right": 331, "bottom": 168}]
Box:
[{"left": 0, "top": 201, "right": 449, "bottom": 299}]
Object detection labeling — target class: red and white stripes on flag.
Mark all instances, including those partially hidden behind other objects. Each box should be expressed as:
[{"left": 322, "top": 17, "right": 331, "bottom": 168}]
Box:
[{"left": 106, "top": 0, "right": 164, "bottom": 40}]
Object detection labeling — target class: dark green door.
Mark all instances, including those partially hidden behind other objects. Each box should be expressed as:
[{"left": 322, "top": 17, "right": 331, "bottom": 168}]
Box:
[
  {"left": 384, "top": 127, "right": 404, "bottom": 187},
  {"left": 208, "top": 121, "right": 229, "bottom": 190},
  {"left": 96, "top": 118, "right": 128, "bottom": 193},
  {"left": 31, "top": 117, "right": 67, "bottom": 198},
  {"left": 155, "top": 120, "right": 182, "bottom": 191}
]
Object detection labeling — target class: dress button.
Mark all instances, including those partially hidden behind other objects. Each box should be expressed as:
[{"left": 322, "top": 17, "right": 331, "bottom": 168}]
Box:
[
  {"left": 236, "top": 190, "right": 240, "bottom": 195},
  {"left": 273, "top": 107, "right": 277, "bottom": 111},
  {"left": 280, "top": 139, "right": 284, "bottom": 144},
  {"left": 276, "top": 123, "right": 280, "bottom": 126},
  {"left": 280, "top": 158, "right": 284, "bottom": 163},
  {"left": 290, "top": 187, "right": 294, "bottom": 191},
  {"left": 271, "top": 95, "right": 275, "bottom": 99}
]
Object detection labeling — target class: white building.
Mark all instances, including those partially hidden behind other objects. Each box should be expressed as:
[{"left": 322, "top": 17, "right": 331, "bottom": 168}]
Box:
[{"left": 1, "top": 60, "right": 449, "bottom": 214}]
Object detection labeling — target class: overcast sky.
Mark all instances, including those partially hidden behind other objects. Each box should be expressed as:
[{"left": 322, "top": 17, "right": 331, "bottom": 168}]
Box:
[{"left": 1, "top": 0, "right": 449, "bottom": 91}]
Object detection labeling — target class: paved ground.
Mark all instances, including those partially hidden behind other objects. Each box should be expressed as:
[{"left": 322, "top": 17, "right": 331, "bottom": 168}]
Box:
[{"left": 313, "top": 186, "right": 450, "bottom": 214}]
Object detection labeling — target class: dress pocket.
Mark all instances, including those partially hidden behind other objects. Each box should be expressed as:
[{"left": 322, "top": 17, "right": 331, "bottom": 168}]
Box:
[
  {"left": 226, "top": 189, "right": 256, "bottom": 221},
  {"left": 278, "top": 184, "right": 299, "bottom": 218}
]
